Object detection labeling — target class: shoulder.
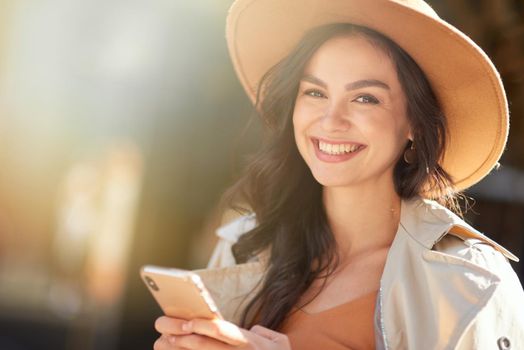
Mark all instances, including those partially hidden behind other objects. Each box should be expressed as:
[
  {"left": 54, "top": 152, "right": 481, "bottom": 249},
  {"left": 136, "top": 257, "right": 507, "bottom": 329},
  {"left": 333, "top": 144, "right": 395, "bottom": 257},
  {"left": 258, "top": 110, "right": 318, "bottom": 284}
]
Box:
[
  {"left": 206, "top": 213, "right": 257, "bottom": 269},
  {"left": 403, "top": 196, "right": 524, "bottom": 309},
  {"left": 402, "top": 196, "right": 519, "bottom": 263},
  {"left": 215, "top": 212, "right": 257, "bottom": 244},
  {"left": 433, "top": 231, "right": 518, "bottom": 281},
  {"left": 423, "top": 198, "right": 519, "bottom": 279}
]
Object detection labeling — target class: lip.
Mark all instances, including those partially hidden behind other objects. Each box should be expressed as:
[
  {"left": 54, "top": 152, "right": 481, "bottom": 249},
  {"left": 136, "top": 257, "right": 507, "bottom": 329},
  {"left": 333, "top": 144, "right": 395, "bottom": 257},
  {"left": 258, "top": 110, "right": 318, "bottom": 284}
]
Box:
[{"left": 311, "top": 137, "right": 366, "bottom": 163}]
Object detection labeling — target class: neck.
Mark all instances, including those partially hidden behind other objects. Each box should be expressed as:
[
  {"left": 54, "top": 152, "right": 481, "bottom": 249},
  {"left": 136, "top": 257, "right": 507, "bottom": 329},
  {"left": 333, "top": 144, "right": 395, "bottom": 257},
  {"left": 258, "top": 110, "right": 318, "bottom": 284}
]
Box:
[{"left": 322, "top": 178, "right": 401, "bottom": 261}]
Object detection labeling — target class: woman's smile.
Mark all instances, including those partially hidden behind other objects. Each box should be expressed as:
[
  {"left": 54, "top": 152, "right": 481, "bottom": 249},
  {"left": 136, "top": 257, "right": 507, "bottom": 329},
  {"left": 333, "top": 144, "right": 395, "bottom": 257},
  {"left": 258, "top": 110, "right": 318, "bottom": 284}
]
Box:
[{"left": 312, "top": 137, "right": 367, "bottom": 163}]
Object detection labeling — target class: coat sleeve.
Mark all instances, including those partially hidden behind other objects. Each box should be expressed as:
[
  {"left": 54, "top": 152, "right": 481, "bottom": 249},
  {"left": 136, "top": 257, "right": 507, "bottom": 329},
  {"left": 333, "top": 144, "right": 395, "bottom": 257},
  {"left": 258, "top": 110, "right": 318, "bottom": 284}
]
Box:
[
  {"left": 441, "top": 237, "right": 524, "bottom": 350},
  {"left": 193, "top": 213, "right": 262, "bottom": 324},
  {"left": 206, "top": 213, "right": 257, "bottom": 269}
]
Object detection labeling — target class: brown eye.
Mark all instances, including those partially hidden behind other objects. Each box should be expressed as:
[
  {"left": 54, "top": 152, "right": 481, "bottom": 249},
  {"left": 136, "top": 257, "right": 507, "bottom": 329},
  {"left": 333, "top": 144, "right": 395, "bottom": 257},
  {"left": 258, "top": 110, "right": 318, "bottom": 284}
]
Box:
[
  {"left": 355, "top": 95, "right": 379, "bottom": 104},
  {"left": 304, "top": 89, "right": 325, "bottom": 98}
]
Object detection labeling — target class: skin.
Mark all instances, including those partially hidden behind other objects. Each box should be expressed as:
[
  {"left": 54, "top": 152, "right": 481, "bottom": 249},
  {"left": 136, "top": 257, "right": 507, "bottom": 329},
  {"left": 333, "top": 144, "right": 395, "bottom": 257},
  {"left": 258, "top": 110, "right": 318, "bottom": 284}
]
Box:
[
  {"left": 153, "top": 317, "right": 291, "bottom": 350},
  {"left": 154, "top": 33, "right": 412, "bottom": 349},
  {"left": 293, "top": 34, "right": 412, "bottom": 262}
]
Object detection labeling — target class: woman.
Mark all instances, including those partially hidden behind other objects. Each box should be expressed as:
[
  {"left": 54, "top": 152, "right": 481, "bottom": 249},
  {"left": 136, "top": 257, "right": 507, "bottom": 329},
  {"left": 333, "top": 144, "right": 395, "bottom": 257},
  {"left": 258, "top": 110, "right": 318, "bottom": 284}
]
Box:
[{"left": 154, "top": 0, "right": 524, "bottom": 349}]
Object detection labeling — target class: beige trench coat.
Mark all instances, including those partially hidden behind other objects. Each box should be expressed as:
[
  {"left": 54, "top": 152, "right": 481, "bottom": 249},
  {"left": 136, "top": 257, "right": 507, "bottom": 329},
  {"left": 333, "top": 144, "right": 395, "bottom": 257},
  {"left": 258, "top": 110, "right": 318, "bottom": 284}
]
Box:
[{"left": 193, "top": 197, "right": 524, "bottom": 349}]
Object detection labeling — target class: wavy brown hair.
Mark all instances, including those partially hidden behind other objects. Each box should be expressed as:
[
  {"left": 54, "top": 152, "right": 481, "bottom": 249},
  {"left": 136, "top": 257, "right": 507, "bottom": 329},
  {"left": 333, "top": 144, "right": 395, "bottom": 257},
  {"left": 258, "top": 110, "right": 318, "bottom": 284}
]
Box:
[{"left": 221, "top": 23, "right": 458, "bottom": 330}]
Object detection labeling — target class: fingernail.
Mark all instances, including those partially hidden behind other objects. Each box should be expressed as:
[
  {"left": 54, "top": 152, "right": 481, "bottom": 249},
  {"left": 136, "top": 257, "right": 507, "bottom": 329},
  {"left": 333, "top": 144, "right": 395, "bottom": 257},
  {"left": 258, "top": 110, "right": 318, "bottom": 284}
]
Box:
[
  {"left": 182, "top": 321, "right": 192, "bottom": 331},
  {"left": 168, "top": 336, "right": 176, "bottom": 344}
]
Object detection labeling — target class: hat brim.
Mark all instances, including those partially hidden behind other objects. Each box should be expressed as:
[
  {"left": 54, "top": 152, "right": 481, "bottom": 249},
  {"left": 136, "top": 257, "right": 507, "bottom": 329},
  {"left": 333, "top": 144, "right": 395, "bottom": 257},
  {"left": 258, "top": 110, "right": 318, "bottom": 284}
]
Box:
[{"left": 226, "top": 0, "right": 509, "bottom": 192}]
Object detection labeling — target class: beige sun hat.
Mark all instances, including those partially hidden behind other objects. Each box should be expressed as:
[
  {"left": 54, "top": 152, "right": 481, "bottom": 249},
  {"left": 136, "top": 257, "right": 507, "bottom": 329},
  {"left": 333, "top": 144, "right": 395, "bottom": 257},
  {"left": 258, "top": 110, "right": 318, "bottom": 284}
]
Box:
[{"left": 225, "top": 0, "right": 509, "bottom": 192}]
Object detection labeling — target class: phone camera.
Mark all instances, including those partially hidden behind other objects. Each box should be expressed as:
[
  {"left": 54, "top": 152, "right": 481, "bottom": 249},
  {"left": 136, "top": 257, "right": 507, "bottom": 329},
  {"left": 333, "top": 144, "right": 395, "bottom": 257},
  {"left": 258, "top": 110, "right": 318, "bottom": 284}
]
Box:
[{"left": 145, "top": 276, "right": 159, "bottom": 292}]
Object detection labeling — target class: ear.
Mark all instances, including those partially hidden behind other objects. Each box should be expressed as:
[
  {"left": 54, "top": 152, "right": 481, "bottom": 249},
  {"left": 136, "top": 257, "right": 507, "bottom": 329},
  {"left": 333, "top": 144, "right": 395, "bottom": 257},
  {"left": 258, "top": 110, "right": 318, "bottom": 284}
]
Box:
[{"left": 407, "top": 128, "right": 414, "bottom": 142}]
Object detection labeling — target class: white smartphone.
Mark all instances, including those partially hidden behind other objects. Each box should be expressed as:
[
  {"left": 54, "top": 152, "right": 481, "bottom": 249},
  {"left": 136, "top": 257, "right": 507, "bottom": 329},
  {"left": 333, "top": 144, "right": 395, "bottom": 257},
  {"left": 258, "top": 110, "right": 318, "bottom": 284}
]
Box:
[{"left": 140, "top": 265, "right": 223, "bottom": 320}]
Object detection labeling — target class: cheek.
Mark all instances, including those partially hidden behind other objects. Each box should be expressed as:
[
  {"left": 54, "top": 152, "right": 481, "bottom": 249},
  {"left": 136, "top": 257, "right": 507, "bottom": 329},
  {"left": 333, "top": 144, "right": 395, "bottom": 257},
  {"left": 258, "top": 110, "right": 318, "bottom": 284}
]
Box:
[
  {"left": 391, "top": 99, "right": 411, "bottom": 140},
  {"left": 293, "top": 98, "right": 325, "bottom": 125},
  {"left": 292, "top": 103, "right": 307, "bottom": 127},
  {"left": 292, "top": 104, "right": 311, "bottom": 141},
  {"left": 292, "top": 110, "right": 305, "bottom": 149},
  {"left": 363, "top": 116, "right": 409, "bottom": 153},
  {"left": 390, "top": 121, "right": 411, "bottom": 157},
  {"left": 291, "top": 109, "right": 301, "bottom": 142},
  {"left": 393, "top": 114, "right": 412, "bottom": 144},
  {"left": 292, "top": 107, "right": 313, "bottom": 162}
]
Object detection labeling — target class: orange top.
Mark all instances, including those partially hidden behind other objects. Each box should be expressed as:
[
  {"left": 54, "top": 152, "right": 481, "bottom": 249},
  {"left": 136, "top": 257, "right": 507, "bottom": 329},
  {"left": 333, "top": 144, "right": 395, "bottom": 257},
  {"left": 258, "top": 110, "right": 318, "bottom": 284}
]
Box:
[{"left": 279, "top": 291, "right": 377, "bottom": 350}]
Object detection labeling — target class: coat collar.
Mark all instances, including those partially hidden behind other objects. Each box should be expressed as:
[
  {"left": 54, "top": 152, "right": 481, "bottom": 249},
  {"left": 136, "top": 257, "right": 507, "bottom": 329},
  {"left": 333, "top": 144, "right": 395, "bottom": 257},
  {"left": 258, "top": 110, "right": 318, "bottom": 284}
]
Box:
[{"left": 399, "top": 196, "right": 518, "bottom": 262}]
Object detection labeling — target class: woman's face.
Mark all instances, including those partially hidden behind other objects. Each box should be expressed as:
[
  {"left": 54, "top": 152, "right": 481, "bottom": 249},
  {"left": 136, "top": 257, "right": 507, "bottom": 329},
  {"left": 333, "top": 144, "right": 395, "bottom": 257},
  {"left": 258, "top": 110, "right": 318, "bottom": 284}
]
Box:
[{"left": 293, "top": 34, "right": 412, "bottom": 189}]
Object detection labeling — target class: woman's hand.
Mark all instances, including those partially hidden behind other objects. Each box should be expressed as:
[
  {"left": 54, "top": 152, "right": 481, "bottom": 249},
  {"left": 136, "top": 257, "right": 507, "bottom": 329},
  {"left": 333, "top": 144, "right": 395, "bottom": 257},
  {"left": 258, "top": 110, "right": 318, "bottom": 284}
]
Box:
[{"left": 154, "top": 316, "right": 291, "bottom": 350}]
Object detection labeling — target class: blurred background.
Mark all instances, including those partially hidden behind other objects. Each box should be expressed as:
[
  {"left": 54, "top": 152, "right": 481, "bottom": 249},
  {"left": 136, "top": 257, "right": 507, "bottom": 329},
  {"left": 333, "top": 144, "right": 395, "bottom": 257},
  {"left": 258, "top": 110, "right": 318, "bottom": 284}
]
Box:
[{"left": 0, "top": 0, "right": 522, "bottom": 349}]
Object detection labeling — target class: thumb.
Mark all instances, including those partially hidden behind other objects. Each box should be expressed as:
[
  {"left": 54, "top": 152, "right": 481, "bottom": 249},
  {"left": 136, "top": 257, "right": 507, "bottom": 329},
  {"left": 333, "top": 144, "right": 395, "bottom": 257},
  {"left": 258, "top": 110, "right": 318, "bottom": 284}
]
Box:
[{"left": 249, "top": 325, "right": 287, "bottom": 342}]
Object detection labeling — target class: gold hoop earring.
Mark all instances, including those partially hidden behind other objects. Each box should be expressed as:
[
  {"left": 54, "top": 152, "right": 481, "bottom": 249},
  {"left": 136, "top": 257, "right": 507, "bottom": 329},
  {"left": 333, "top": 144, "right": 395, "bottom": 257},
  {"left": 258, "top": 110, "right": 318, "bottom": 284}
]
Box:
[{"left": 404, "top": 140, "right": 416, "bottom": 164}]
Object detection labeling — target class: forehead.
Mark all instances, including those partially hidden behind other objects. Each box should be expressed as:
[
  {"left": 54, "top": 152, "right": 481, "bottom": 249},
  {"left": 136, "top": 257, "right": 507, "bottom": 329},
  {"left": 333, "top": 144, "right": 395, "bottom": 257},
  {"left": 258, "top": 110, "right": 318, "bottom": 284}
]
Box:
[{"left": 303, "top": 34, "right": 399, "bottom": 84}]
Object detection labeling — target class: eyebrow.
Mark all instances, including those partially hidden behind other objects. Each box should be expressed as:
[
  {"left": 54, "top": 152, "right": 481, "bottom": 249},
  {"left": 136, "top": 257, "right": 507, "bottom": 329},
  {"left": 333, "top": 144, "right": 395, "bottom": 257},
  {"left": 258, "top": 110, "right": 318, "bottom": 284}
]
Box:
[{"left": 301, "top": 74, "right": 391, "bottom": 91}]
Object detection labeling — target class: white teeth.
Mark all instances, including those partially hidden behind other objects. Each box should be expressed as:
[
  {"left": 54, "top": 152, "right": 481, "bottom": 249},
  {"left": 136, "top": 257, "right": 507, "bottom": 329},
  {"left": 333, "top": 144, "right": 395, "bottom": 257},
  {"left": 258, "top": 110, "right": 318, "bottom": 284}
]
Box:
[{"left": 318, "top": 141, "right": 361, "bottom": 155}]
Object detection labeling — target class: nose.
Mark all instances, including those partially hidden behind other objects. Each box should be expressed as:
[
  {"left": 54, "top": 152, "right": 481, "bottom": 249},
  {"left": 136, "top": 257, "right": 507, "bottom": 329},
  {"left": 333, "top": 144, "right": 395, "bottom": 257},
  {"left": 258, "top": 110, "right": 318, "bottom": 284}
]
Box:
[{"left": 320, "top": 99, "right": 351, "bottom": 132}]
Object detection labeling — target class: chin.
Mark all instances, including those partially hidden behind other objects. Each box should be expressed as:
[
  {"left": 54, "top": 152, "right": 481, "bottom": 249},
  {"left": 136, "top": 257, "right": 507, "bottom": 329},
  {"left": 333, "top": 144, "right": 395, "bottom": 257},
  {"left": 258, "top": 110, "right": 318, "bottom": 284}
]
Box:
[{"left": 310, "top": 172, "right": 354, "bottom": 188}]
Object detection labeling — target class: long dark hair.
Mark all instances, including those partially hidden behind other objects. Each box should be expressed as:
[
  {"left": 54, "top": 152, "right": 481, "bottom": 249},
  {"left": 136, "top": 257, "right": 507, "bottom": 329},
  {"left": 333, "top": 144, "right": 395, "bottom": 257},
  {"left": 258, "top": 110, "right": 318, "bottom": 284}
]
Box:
[{"left": 221, "top": 23, "right": 457, "bottom": 330}]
